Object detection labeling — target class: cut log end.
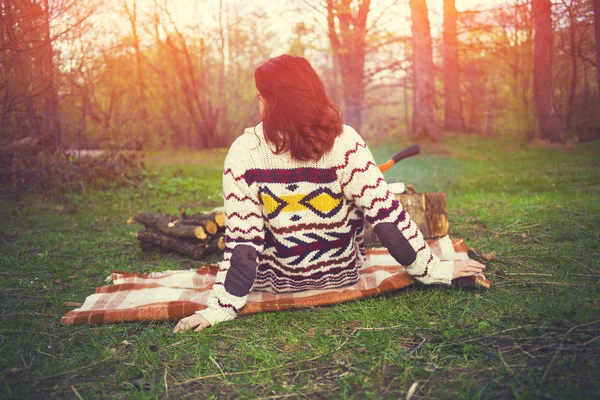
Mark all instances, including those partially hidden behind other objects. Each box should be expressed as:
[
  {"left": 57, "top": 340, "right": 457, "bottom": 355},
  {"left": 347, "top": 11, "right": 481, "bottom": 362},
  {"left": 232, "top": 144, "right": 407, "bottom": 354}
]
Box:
[
  {"left": 194, "top": 226, "right": 207, "bottom": 240},
  {"left": 205, "top": 220, "right": 218, "bottom": 235},
  {"left": 214, "top": 212, "right": 226, "bottom": 228},
  {"left": 205, "top": 235, "right": 226, "bottom": 253}
]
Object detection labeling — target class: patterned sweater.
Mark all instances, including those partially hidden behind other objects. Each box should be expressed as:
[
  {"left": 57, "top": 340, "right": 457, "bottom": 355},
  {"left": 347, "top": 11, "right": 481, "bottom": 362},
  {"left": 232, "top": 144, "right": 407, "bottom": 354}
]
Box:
[{"left": 197, "top": 123, "right": 454, "bottom": 325}]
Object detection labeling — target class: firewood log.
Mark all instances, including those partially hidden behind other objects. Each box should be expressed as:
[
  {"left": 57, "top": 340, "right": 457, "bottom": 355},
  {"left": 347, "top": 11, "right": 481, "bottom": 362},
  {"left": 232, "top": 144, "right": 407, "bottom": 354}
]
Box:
[
  {"left": 179, "top": 208, "right": 225, "bottom": 232},
  {"left": 128, "top": 212, "right": 208, "bottom": 240},
  {"left": 205, "top": 235, "right": 226, "bottom": 253},
  {"left": 137, "top": 230, "right": 206, "bottom": 260},
  {"left": 177, "top": 218, "right": 218, "bottom": 235}
]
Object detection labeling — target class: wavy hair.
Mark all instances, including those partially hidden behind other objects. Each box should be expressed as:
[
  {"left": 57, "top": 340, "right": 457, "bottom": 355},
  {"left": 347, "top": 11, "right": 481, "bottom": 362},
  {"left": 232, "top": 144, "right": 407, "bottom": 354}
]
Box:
[{"left": 254, "top": 55, "right": 343, "bottom": 161}]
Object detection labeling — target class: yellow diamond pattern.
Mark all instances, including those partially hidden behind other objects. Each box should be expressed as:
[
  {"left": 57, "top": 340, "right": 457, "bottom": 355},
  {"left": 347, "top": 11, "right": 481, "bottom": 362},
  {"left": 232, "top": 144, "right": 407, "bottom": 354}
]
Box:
[
  {"left": 260, "top": 192, "right": 342, "bottom": 214},
  {"left": 306, "top": 193, "right": 342, "bottom": 213}
]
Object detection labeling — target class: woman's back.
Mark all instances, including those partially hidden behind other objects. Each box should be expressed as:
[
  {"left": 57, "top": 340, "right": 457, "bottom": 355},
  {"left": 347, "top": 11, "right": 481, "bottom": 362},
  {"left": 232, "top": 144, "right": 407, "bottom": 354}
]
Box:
[{"left": 226, "top": 122, "right": 369, "bottom": 293}]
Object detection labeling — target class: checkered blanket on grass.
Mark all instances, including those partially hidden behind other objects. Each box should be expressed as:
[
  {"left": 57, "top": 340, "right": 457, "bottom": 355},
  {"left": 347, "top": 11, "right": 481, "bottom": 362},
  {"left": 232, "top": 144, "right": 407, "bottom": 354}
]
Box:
[{"left": 62, "top": 236, "right": 482, "bottom": 325}]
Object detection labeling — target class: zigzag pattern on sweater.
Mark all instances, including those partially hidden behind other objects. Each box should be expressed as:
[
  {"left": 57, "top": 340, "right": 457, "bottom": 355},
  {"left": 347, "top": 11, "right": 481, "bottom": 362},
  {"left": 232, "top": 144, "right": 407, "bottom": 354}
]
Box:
[
  {"left": 333, "top": 140, "right": 368, "bottom": 171},
  {"left": 226, "top": 192, "right": 261, "bottom": 206},
  {"left": 226, "top": 212, "right": 262, "bottom": 221},
  {"left": 254, "top": 261, "right": 359, "bottom": 293},
  {"left": 257, "top": 251, "right": 356, "bottom": 275},
  {"left": 341, "top": 161, "right": 377, "bottom": 190}
]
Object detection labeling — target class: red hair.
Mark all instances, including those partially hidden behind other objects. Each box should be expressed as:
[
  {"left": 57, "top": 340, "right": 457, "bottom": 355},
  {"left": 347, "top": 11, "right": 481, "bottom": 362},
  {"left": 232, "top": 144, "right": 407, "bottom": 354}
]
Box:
[{"left": 254, "top": 55, "right": 343, "bottom": 161}]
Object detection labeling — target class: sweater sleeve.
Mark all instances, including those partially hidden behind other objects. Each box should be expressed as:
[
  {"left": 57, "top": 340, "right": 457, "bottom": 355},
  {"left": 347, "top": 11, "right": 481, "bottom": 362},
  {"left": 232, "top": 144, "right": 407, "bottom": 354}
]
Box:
[
  {"left": 338, "top": 127, "right": 453, "bottom": 286},
  {"left": 195, "top": 136, "right": 265, "bottom": 325}
]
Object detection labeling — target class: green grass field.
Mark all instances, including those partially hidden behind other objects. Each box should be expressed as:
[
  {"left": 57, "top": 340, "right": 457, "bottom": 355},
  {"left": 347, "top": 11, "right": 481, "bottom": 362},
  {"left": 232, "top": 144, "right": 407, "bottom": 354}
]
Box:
[{"left": 1, "top": 135, "right": 599, "bottom": 399}]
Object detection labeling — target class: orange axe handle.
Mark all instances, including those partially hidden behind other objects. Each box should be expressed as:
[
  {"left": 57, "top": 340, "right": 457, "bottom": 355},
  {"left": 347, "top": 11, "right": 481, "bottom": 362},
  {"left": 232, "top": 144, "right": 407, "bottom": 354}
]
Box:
[{"left": 378, "top": 145, "right": 420, "bottom": 172}]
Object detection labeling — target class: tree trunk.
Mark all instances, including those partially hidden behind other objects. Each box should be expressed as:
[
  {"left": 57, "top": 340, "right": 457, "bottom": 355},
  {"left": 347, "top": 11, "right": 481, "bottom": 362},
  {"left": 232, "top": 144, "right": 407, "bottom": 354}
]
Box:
[
  {"left": 409, "top": 0, "right": 440, "bottom": 141},
  {"left": 443, "top": 0, "right": 464, "bottom": 132},
  {"left": 125, "top": 0, "right": 148, "bottom": 143},
  {"left": 404, "top": 76, "right": 411, "bottom": 136},
  {"left": 594, "top": 0, "right": 600, "bottom": 101},
  {"left": 128, "top": 212, "right": 215, "bottom": 240},
  {"left": 565, "top": 3, "right": 577, "bottom": 131},
  {"left": 326, "top": 0, "right": 370, "bottom": 131},
  {"left": 532, "top": 0, "right": 564, "bottom": 142},
  {"left": 342, "top": 80, "right": 364, "bottom": 129},
  {"left": 364, "top": 192, "right": 449, "bottom": 245},
  {"left": 42, "top": 0, "right": 59, "bottom": 145},
  {"left": 137, "top": 229, "right": 207, "bottom": 260}
]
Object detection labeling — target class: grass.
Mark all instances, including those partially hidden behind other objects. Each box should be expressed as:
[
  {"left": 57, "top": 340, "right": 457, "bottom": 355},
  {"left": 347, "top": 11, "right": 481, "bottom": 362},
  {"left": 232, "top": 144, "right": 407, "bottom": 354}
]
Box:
[{"left": 1, "top": 134, "right": 599, "bottom": 399}]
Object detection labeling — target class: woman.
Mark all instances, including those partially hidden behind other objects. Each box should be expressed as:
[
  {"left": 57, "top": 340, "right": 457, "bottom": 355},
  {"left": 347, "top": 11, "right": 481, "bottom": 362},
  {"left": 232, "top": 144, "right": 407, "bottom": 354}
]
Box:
[{"left": 174, "top": 55, "right": 485, "bottom": 333}]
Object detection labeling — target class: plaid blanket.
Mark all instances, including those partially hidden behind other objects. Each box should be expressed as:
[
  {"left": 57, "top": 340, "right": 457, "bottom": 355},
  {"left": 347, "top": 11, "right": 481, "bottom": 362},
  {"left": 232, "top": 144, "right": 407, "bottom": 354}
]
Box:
[{"left": 61, "top": 236, "right": 473, "bottom": 325}]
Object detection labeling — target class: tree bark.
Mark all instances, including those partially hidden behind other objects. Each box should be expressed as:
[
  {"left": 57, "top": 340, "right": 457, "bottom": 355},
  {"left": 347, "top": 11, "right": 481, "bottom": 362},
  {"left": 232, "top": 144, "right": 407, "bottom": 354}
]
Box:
[
  {"left": 180, "top": 209, "right": 225, "bottom": 230},
  {"left": 364, "top": 192, "right": 448, "bottom": 245},
  {"left": 532, "top": 0, "right": 564, "bottom": 142},
  {"left": 42, "top": 0, "right": 59, "bottom": 145},
  {"left": 443, "top": 0, "right": 464, "bottom": 132},
  {"left": 137, "top": 229, "right": 207, "bottom": 260},
  {"left": 409, "top": 0, "right": 440, "bottom": 141},
  {"left": 124, "top": 0, "right": 148, "bottom": 138},
  {"left": 564, "top": 0, "right": 577, "bottom": 130},
  {"left": 128, "top": 212, "right": 212, "bottom": 240},
  {"left": 326, "top": 0, "right": 370, "bottom": 131},
  {"left": 594, "top": 0, "right": 600, "bottom": 101},
  {"left": 404, "top": 75, "right": 411, "bottom": 136}
]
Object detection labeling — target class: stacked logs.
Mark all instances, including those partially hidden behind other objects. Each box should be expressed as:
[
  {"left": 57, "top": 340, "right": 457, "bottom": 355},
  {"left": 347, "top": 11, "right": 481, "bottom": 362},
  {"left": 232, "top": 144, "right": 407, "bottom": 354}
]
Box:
[{"left": 128, "top": 208, "right": 226, "bottom": 260}]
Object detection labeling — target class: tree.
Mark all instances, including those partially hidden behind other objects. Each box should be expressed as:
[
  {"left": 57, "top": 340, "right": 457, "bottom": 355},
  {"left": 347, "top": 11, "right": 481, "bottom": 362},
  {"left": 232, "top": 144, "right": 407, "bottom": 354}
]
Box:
[
  {"left": 560, "top": 0, "right": 580, "bottom": 130},
  {"left": 594, "top": 0, "right": 600, "bottom": 100},
  {"left": 326, "top": 0, "right": 370, "bottom": 130},
  {"left": 443, "top": 0, "right": 464, "bottom": 132},
  {"left": 0, "top": 0, "right": 96, "bottom": 143},
  {"left": 121, "top": 0, "right": 149, "bottom": 130},
  {"left": 409, "top": 0, "right": 439, "bottom": 141},
  {"left": 532, "top": 0, "right": 564, "bottom": 142}
]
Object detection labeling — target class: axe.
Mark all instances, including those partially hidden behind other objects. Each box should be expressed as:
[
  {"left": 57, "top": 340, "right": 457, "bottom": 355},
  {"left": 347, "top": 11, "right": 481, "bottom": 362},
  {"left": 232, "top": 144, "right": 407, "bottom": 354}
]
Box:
[
  {"left": 378, "top": 145, "right": 420, "bottom": 173},
  {"left": 377, "top": 145, "right": 420, "bottom": 194}
]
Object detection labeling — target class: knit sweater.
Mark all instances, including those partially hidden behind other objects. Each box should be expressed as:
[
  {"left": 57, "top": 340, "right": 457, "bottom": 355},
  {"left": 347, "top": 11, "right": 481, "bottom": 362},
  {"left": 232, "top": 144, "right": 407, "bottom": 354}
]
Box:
[{"left": 196, "top": 123, "right": 454, "bottom": 325}]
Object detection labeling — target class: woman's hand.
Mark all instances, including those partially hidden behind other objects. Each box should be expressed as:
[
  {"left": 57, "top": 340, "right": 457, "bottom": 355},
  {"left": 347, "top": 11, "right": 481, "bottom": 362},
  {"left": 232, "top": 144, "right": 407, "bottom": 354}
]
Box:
[
  {"left": 452, "top": 259, "right": 486, "bottom": 280},
  {"left": 173, "top": 314, "right": 211, "bottom": 333}
]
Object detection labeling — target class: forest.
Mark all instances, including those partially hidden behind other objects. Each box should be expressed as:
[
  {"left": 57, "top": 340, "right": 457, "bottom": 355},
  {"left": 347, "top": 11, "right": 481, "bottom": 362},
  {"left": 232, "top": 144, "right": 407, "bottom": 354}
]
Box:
[
  {"left": 2, "top": 1, "right": 600, "bottom": 398},
  {"left": 2, "top": 0, "right": 599, "bottom": 150}
]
